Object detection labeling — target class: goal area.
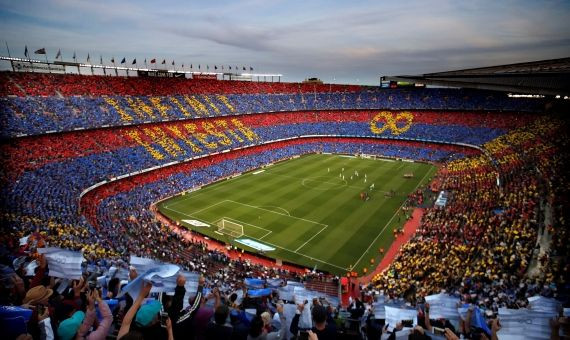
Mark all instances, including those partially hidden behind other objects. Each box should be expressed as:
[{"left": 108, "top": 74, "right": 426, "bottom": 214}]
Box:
[{"left": 217, "top": 218, "right": 244, "bottom": 238}]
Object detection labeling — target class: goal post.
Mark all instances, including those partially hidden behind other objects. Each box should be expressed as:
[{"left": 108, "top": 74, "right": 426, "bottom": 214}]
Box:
[{"left": 217, "top": 218, "right": 244, "bottom": 238}]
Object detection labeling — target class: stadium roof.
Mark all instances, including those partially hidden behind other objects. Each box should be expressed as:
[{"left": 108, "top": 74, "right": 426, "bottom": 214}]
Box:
[{"left": 384, "top": 57, "right": 570, "bottom": 96}]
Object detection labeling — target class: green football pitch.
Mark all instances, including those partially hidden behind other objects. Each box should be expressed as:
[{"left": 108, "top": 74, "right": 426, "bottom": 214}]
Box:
[{"left": 157, "top": 154, "right": 437, "bottom": 275}]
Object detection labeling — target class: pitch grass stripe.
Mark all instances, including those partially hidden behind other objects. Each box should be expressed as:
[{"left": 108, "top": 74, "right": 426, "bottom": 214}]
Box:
[
  {"left": 261, "top": 155, "right": 401, "bottom": 254},
  {"left": 167, "top": 153, "right": 314, "bottom": 209},
  {"left": 317, "top": 163, "right": 427, "bottom": 268},
  {"left": 319, "top": 167, "right": 414, "bottom": 265},
  {"left": 351, "top": 165, "right": 432, "bottom": 269},
  {"left": 267, "top": 156, "right": 399, "bottom": 263},
  {"left": 299, "top": 171, "right": 403, "bottom": 265}
]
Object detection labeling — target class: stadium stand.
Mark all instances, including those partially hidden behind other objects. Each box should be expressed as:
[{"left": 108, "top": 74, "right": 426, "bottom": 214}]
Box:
[{"left": 1, "top": 71, "right": 568, "bottom": 339}]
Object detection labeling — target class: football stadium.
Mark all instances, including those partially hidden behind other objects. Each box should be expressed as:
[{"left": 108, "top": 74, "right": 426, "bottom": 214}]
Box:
[{"left": 1, "top": 2, "right": 569, "bottom": 339}]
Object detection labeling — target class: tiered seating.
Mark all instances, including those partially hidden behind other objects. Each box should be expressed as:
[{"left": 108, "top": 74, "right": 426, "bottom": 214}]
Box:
[
  {"left": 0, "top": 71, "right": 544, "bottom": 137},
  {"left": 1, "top": 71, "right": 567, "bottom": 340},
  {"left": 371, "top": 117, "right": 569, "bottom": 313}
]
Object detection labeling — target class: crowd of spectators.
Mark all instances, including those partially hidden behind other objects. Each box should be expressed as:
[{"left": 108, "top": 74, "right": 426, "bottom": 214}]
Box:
[
  {"left": 1, "top": 72, "right": 568, "bottom": 338},
  {"left": 0, "top": 242, "right": 342, "bottom": 340},
  {"left": 0, "top": 71, "right": 544, "bottom": 137},
  {"left": 370, "top": 117, "right": 569, "bottom": 323},
  {"left": 2, "top": 109, "right": 512, "bottom": 244},
  {"left": 0, "top": 72, "right": 360, "bottom": 96}
]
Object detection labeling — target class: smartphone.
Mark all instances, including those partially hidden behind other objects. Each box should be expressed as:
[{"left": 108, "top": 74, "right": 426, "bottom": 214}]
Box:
[
  {"left": 433, "top": 327, "right": 445, "bottom": 335},
  {"left": 160, "top": 311, "right": 169, "bottom": 327},
  {"left": 299, "top": 330, "right": 309, "bottom": 340},
  {"left": 401, "top": 319, "right": 413, "bottom": 327}
]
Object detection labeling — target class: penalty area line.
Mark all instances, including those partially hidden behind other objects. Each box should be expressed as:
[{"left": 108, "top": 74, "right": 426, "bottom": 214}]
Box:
[{"left": 163, "top": 200, "right": 347, "bottom": 271}]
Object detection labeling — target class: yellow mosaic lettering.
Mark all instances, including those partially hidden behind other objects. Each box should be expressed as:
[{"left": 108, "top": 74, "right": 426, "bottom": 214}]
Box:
[
  {"left": 231, "top": 119, "right": 258, "bottom": 141},
  {"left": 143, "top": 127, "right": 185, "bottom": 157},
  {"left": 126, "top": 97, "right": 156, "bottom": 119},
  {"left": 183, "top": 95, "right": 209, "bottom": 116},
  {"left": 183, "top": 123, "right": 217, "bottom": 149},
  {"left": 202, "top": 121, "right": 232, "bottom": 145},
  {"left": 215, "top": 120, "right": 243, "bottom": 142},
  {"left": 217, "top": 95, "right": 235, "bottom": 112},
  {"left": 149, "top": 97, "right": 171, "bottom": 118},
  {"left": 124, "top": 129, "right": 165, "bottom": 160},
  {"left": 103, "top": 97, "right": 133, "bottom": 121},
  {"left": 166, "top": 125, "right": 202, "bottom": 153},
  {"left": 169, "top": 97, "right": 191, "bottom": 117},
  {"left": 201, "top": 95, "right": 221, "bottom": 114}
]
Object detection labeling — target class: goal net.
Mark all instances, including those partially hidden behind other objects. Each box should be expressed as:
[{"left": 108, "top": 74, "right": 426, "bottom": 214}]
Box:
[{"left": 217, "top": 218, "right": 244, "bottom": 238}]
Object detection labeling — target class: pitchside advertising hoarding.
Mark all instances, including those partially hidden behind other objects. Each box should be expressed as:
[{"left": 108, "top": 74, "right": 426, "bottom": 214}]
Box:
[{"left": 13, "top": 61, "right": 65, "bottom": 73}]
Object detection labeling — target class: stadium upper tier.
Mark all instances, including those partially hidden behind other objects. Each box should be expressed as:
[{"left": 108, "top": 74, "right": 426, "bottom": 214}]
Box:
[{"left": 0, "top": 72, "right": 545, "bottom": 137}]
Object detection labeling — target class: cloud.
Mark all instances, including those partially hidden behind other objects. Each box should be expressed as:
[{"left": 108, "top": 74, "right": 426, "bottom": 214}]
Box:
[{"left": 0, "top": 0, "right": 569, "bottom": 84}]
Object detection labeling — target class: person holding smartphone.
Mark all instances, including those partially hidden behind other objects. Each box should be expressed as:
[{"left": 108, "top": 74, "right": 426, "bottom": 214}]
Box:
[{"left": 290, "top": 302, "right": 337, "bottom": 339}]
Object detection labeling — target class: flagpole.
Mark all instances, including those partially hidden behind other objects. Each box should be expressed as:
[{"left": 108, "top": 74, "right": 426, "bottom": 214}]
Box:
[
  {"left": 5, "top": 41, "right": 14, "bottom": 71},
  {"left": 44, "top": 51, "right": 51, "bottom": 74},
  {"left": 5, "top": 41, "right": 11, "bottom": 57}
]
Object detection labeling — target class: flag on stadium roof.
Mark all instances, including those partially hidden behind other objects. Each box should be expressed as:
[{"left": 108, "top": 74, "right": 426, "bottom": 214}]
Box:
[
  {"left": 87, "top": 53, "right": 90, "bottom": 62},
  {"left": 229, "top": 66, "right": 231, "bottom": 70},
  {"left": 207, "top": 65, "right": 209, "bottom": 70},
  {"left": 250, "top": 66, "right": 253, "bottom": 71},
  {"left": 150, "top": 58, "right": 156, "bottom": 63},
  {"left": 132, "top": 58, "right": 136, "bottom": 64},
  {"left": 111, "top": 57, "right": 115, "bottom": 63},
  {"left": 100, "top": 55, "right": 103, "bottom": 64},
  {"left": 190, "top": 64, "right": 192, "bottom": 69},
  {"left": 120, "top": 57, "right": 126, "bottom": 64},
  {"left": 34, "top": 48, "right": 46, "bottom": 55},
  {"left": 73, "top": 51, "right": 76, "bottom": 61},
  {"left": 161, "top": 59, "right": 166, "bottom": 64},
  {"left": 55, "top": 49, "right": 61, "bottom": 59},
  {"left": 214, "top": 65, "right": 217, "bottom": 70},
  {"left": 172, "top": 60, "right": 175, "bottom": 65},
  {"left": 243, "top": 66, "right": 246, "bottom": 70},
  {"left": 24, "top": 45, "right": 28, "bottom": 58}
]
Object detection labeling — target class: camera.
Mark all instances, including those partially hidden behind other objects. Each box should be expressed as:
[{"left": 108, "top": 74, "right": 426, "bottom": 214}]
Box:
[
  {"left": 160, "top": 311, "right": 169, "bottom": 327},
  {"left": 433, "top": 327, "right": 445, "bottom": 335}
]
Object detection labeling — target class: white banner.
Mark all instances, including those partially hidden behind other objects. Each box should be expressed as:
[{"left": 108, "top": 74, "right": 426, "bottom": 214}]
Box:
[
  {"left": 37, "top": 247, "right": 84, "bottom": 280},
  {"left": 384, "top": 306, "right": 417, "bottom": 331},
  {"left": 497, "top": 307, "right": 558, "bottom": 340},
  {"left": 129, "top": 256, "right": 199, "bottom": 306},
  {"left": 425, "top": 293, "right": 460, "bottom": 320}
]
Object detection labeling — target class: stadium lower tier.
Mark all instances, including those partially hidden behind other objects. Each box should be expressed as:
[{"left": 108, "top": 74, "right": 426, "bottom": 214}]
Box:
[{"left": 2, "top": 137, "right": 475, "bottom": 260}]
